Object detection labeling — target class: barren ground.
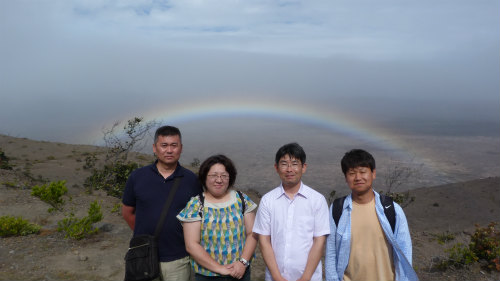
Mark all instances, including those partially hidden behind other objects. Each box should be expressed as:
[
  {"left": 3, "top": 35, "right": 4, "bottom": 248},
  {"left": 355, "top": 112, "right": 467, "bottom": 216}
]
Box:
[{"left": 0, "top": 134, "right": 499, "bottom": 281}]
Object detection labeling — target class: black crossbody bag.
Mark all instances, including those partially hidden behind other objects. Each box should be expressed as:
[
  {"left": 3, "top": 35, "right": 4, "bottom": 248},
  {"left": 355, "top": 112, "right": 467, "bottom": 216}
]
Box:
[{"left": 124, "top": 177, "right": 182, "bottom": 281}]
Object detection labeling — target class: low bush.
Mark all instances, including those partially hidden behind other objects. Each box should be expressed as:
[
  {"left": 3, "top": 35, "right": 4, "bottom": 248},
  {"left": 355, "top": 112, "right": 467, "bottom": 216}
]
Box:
[
  {"left": 434, "top": 231, "right": 456, "bottom": 245},
  {"left": 84, "top": 161, "right": 139, "bottom": 198},
  {"left": 3, "top": 181, "right": 18, "bottom": 188},
  {"left": 57, "top": 201, "right": 103, "bottom": 240},
  {"left": 82, "top": 153, "right": 97, "bottom": 170},
  {"left": 0, "top": 148, "right": 13, "bottom": 170},
  {"left": 470, "top": 222, "right": 500, "bottom": 271},
  {"left": 0, "top": 215, "right": 41, "bottom": 237},
  {"left": 381, "top": 191, "right": 415, "bottom": 208},
  {"left": 438, "top": 222, "right": 500, "bottom": 271},
  {"left": 31, "top": 180, "right": 68, "bottom": 212},
  {"left": 111, "top": 203, "right": 121, "bottom": 214}
]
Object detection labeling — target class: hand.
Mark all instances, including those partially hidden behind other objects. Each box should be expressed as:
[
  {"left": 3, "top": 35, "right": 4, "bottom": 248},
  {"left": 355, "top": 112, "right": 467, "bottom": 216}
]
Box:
[
  {"left": 296, "top": 277, "right": 310, "bottom": 281},
  {"left": 216, "top": 264, "right": 232, "bottom": 276},
  {"left": 228, "top": 261, "right": 246, "bottom": 279},
  {"left": 271, "top": 274, "right": 288, "bottom": 281}
]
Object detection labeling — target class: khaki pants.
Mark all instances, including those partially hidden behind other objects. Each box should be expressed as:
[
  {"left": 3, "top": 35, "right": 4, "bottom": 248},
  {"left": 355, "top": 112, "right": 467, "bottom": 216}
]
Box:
[{"left": 153, "top": 256, "right": 191, "bottom": 281}]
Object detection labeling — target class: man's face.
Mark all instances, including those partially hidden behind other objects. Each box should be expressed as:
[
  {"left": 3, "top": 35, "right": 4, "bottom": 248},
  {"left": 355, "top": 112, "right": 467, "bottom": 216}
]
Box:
[
  {"left": 345, "top": 166, "right": 376, "bottom": 195},
  {"left": 275, "top": 154, "right": 307, "bottom": 188},
  {"left": 152, "top": 135, "right": 182, "bottom": 166}
]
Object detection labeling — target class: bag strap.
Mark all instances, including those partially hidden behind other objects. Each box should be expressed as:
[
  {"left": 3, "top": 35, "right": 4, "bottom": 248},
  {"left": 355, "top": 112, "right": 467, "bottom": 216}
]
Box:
[
  {"left": 332, "top": 196, "right": 346, "bottom": 227},
  {"left": 332, "top": 194, "right": 396, "bottom": 233},
  {"left": 236, "top": 190, "right": 246, "bottom": 214},
  {"left": 380, "top": 194, "right": 396, "bottom": 233},
  {"left": 153, "top": 176, "right": 182, "bottom": 238},
  {"left": 197, "top": 192, "right": 204, "bottom": 217}
]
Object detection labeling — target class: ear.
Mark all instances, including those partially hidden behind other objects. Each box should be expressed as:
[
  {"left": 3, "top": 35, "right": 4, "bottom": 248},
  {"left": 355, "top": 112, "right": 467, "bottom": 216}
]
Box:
[
  {"left": 152, "top": 142, "right": 157, "bottom": 155},
  {"left": 274, "top": 163, "right": 279, "bottom": 173},
  {"left": 301, "top": 163, "right": 307, "bottom": 174},
  {"left": 372, "top": 169, "right": 376, "bottom": 179}
]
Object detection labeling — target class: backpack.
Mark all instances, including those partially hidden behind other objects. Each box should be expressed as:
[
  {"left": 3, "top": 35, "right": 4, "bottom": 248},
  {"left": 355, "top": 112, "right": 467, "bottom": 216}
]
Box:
[
  {"left": 198, "top": 190, "right": 246, "bottom": 217},
  {"left": 332, "top": 194, "right": 396, "bottom": 233}
]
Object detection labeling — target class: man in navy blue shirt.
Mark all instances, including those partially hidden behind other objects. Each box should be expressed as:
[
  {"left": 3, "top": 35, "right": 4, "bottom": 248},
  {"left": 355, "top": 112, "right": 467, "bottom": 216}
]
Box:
[{"left": 122, "top": 125, "right": 202, "bottom": 281}]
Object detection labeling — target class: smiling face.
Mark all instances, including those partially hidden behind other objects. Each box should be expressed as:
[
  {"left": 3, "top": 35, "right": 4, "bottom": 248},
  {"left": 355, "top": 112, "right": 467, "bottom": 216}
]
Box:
[
  {"left": 205, "top": 163, "right": 230, "bottom": 198},
  {"left": 345, "top": 166, "right": 376, "bottom": 196},
  {"left": 275, "top": 154, "right": 307, "bottom": 189}
]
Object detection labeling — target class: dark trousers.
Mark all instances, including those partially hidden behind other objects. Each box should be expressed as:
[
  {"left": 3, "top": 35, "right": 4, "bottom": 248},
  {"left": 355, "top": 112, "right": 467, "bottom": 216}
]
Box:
[{"left": 194, "top": 266, "right": 251, "bottom": 281}]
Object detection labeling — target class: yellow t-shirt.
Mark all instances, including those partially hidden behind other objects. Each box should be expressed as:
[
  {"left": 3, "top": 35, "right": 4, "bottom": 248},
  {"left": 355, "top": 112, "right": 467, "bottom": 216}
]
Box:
[{"left": 343, "top": 198, "right": 395, "bottom": 281}]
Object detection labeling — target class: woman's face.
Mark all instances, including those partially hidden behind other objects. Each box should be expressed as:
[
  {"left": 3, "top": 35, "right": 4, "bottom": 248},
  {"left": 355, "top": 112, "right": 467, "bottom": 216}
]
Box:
[{"left": 205, "top": 163, "right": 230, "bottom": 198}]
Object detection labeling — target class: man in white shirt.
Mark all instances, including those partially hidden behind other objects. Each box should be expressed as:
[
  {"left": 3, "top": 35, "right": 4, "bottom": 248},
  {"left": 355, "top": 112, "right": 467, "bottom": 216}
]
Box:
[{"left": 253, "top": 142, "right": 330, "bottom": 281}]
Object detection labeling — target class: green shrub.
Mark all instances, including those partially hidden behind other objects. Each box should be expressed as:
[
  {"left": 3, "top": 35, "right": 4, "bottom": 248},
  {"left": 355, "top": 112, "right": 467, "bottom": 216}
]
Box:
[
  {"left": 190, "top": 158, "right": 201, "bottom": 168},
  {"left": 381, "top": 191, "right": 415, "bottom": 208},
  {"left": 3, "top": 181, "right": 18, "bottom": 188},
  {"left": 111, "top": 203, "right": 121, "bottom": 214},
  {"left": 437, "top": 243, "right": 477, "bottom": 270},
  {"left": 31, "top": 180, "right": 68, "bottom": 212},
  {"left": 84, "top": 161, "right": 139, "bottom": 198},
  {"left": 57, "top": 201, "right": 103, "bottom": 240},
  {"left": 82, "top": 153, "right": 97, "bottom": 170},
  {"left": 434, "top": 231, "right": 456, "bottom": 245},
  {"left": 438, "top": 222, "right": 500, "bottom": 271},
  {"left": 470, "top": 222, "right": 500, "bottom": 271},
  {"left": 0, "top": 215, "right": 41, "bottom": 237},
  {"left": 0, "top": 148, "right": 13, "bottom": 170}
]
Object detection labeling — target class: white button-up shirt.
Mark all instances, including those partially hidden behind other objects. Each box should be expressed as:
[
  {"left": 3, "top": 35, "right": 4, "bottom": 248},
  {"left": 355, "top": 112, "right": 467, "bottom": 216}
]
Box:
[{"left": 253, "top": 182, "right": 330, "bottom": 281}]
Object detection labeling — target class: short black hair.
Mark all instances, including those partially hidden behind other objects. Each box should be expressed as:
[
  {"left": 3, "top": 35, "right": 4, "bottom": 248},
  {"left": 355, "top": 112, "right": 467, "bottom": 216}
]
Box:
[
  {"left": 154, "top": 126, "right": 182, "bottom": 143},
  {"left": 275, "top": 142, "right": 306, "bottom": 165},
  {"left": 198, "top": 154, "right": 237, "bottom": 190},
  {"left": 341, "top": 149, "right": 376, "bottom": 176}
]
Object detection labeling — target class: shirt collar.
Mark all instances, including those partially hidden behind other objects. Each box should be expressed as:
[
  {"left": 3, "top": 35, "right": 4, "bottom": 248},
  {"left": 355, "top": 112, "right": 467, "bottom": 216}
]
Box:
[
  {"left": 276, "top": 181, "right": 309, "bottom": 199},
  {"left": 346, "top": 188, "right": 377, "bottom": 210},
  {"left": 151, "top": 160, "right": 185, "bottom": 180}
]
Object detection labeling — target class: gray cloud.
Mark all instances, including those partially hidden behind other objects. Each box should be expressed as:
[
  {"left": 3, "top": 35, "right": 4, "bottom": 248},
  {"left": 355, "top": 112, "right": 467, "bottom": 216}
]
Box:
[{"left": 0, "top": 0, "right": 498, "bottom": 144}]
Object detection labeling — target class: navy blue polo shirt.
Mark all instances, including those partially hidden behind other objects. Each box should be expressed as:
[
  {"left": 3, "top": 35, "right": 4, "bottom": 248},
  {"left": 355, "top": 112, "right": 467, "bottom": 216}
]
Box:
[{"left": 122, "top": 161, "right": 202, "bottom": 262}]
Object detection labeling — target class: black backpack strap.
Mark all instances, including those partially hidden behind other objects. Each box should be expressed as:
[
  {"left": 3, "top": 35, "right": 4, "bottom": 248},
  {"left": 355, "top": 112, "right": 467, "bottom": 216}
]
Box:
[
  {"left": 379, "top": 194, "right": 396, "bottom": 233},
  {"left": 236, "top": 190, "right": 246, "bottom": 214},
  {"left": 332, "top": 196, "right": 347, "bottom": 227},
  {"left": 153, "top": 177, "right": 182, "bottom": 238},
  {"left": 198, "top": 192, "right": 205, "bottom": 218}
]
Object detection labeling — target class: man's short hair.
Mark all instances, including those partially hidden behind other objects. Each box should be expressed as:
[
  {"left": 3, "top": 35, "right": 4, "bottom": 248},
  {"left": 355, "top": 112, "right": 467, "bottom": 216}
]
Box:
[
  {"left": 275, "top": 142, "right": 306, "bottom": 165},
  {"left": 341, "top": 149, "right": 376, "bottom": 176},
  {"left": 154, "top": 126, "right": 182, "bottom": 143},
  {"left": 198, "top": 154, "right": 237, "bottom": 190}
]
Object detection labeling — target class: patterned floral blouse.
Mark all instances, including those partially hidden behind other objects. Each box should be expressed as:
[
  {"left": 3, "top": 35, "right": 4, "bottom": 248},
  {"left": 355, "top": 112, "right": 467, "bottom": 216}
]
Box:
[{"left": 177, "top": 190, "right": 257, "bottom": 277}]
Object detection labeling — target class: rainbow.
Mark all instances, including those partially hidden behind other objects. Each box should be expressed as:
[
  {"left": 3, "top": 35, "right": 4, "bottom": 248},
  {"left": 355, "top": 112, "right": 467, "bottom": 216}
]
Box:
[
  {"left": 87, "top": 98, "right": 453, "bottom": 185},
  {"left": 140, "top": 98, "right": 402, "bottom": 151},
  {"left": 90, "top": 98, "right": 418, "bottom": 160}
]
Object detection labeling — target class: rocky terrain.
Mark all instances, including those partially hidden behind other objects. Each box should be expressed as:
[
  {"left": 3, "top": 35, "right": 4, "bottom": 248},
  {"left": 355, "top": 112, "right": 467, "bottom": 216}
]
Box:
[{"left": 1, "top": 134, "right": 499, "bottom": 280}]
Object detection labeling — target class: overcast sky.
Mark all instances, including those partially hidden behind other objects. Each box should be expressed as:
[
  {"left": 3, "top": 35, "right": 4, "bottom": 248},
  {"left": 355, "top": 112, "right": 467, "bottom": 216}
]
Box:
[{"left": 1, "top": 0, "right": 499, "bottom": 145}]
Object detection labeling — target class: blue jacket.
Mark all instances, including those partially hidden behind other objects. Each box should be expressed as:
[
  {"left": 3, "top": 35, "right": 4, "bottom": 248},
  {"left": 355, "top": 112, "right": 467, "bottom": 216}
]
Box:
[{"left": 325, "top": 190, "right": 419, "bottom": 281}]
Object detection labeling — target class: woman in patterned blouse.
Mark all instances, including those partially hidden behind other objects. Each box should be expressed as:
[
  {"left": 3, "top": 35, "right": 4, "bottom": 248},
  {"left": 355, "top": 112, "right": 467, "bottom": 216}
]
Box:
[{"left": 177, "top": 154, "right": 258, "bottom": 280}]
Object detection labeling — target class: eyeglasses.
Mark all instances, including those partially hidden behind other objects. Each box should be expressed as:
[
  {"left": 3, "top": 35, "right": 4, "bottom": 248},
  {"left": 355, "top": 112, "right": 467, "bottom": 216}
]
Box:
[
  {"left": 207, "top": 174, "right": 230, "bottom": 181},
  {"left": 278, "top": 161, "right": 302, "bottom": 171}
]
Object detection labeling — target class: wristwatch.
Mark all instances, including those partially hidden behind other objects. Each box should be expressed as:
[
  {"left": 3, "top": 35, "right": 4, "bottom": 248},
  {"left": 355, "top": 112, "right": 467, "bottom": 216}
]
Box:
[{"left": 238, "top": 257, "right": 249, "bottom": 267}]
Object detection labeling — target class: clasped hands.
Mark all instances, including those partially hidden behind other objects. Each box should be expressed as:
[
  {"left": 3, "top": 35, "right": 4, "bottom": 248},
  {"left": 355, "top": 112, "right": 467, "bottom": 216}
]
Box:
[{"left": 218, "top": 261, "right": 247, "bottom": 279}]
